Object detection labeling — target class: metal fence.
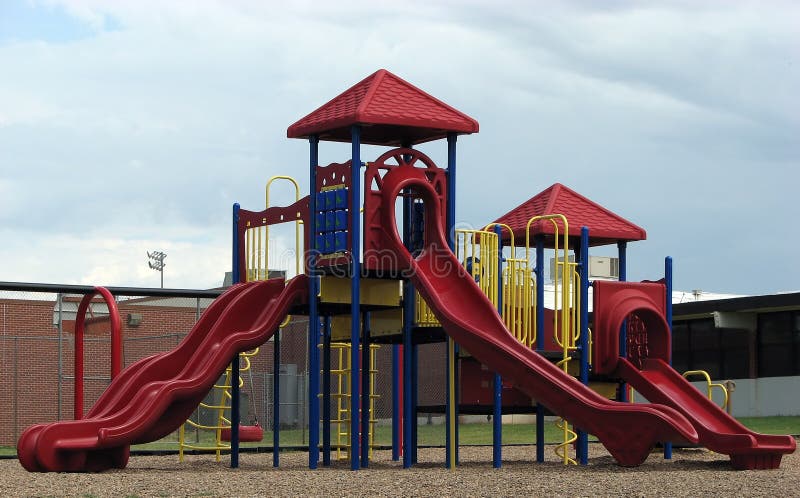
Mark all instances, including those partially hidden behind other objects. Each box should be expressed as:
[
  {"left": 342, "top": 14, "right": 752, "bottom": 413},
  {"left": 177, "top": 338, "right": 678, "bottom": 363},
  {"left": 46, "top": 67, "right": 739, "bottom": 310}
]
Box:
[{"left": 0, "top": 283, "right": 415, "bottom": 449}]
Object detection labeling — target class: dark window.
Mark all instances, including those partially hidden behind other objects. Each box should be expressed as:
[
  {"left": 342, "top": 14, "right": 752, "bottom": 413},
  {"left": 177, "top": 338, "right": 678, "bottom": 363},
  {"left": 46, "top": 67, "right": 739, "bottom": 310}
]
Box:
[
  {"left": 671, "top": 322, "right": 690, "bottom": 374},
  {"left": 757, "top": 312, "right": 795, "bottom": 378},
  {"left": 689, "top": 319, "right": 721, "bottom": 379},
  {"left": 719, "top": 328, "right": 750, "bottom": 379}
]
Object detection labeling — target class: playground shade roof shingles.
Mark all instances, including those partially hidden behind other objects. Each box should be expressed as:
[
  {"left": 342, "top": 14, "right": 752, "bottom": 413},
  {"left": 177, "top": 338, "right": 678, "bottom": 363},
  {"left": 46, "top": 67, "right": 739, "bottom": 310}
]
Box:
[
  {"left": 287, "top": 69, "right": 479, "bottom": 146},
  {"left": 490, "top": 183, "right": 647, "bottom": 248}
]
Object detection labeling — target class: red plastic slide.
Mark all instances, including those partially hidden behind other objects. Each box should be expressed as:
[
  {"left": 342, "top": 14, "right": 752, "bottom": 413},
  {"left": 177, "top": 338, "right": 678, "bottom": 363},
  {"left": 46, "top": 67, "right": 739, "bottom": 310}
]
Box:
[
  {"left": 617, "top": 358, "right": 796, "bottom": 469},
  {"left": 17, "top": 275, "right": 308, "bottom": 472},
  {"left": 376, "top": 165, "right": 699, "bottom": 466}
]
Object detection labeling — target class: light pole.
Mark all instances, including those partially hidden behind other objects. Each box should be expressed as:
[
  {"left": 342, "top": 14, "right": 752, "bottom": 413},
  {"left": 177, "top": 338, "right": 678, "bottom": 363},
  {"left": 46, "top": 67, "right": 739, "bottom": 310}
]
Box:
[{"left": 147, "top": 250, "right": 167, "bottom": 288}]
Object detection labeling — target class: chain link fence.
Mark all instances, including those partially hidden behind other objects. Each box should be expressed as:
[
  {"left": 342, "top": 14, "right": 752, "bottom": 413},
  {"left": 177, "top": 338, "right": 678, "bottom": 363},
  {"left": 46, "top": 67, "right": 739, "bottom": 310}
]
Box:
[{"left": 0, "top": 284, "right": 429, "bottom": 450}]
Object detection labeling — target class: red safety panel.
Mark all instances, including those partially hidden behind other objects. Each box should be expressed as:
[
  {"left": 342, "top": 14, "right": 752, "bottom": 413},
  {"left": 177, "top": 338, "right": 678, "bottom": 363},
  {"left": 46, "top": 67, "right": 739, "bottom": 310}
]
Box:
[
  {"left": 237, "top": 196, "right": 310, "bottom": 280},
  {"left": 363, "top": 148, "right": 446, "bottom": 273},
  {"left": 592, "top": 280, "right": 670, "bottom": 375}
]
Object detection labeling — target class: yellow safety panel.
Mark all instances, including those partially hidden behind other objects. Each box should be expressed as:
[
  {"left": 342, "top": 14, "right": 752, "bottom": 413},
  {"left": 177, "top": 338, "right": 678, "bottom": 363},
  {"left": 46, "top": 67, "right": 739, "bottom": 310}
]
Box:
[
  {"left": 589, "top": 382, "right": 618, "bottom": 399},
  {"left": 329, "top": 309, "right": 403, "bottom": 341},
  {"left": 319, "top": 276, "right": 401, "bottom": 307}
]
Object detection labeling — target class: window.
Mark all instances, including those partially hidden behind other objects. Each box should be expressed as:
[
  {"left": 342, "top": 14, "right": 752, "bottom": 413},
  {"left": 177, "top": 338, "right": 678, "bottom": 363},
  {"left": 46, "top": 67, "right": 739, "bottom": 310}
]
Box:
[
  {"left": 757, "top": 312, "right": 797, "bottom": 378},
  {"left": 719, "top": 327, "right": 750, "bottom": 379},
  {"left": 671, "top": 322, "right": 690, "bottom": 374},
  {"left": 670, "top": 318, "right": 751, "bottom": 379},
  {"left": 689, "top": 319, "right": 720, "bottom": 379}
]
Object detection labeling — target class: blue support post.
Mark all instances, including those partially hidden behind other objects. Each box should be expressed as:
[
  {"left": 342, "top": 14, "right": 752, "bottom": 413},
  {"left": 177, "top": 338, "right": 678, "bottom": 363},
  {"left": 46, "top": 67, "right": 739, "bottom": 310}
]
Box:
[
  {"left": 402, "top": 283, "right": 413, "bottom": 468},
  {"left": 534, "top": 234, "right": 545, "bottom": 462},
  {"left": 493, "top": 225, "right": 503, "bottom": 468},
  {"left": 445, "top": 132, "right": 458, "bottom": 467},
  {"left": 617, "top": 241, "right": 628, "bottom": 403},
  {"left": 273, "top": 325, "right": 281, "bottom": 467},
  {"left": 231, "top": 203, "right": 241, "bottom": 468},
  {"left": 361, "top": 312, "right": 371, "bottom": 467},
  {"left": 402, "top": 190, "right": 414, "bottom": 469},
  {"left": 412, "top": 342, "right": 419, "bottom": 465},
  {"left": 392, "top": 344, "right": 400, "bottom": 461},
  {"left": 664, "top": 256, "right": 673, "bottom": 460},
  {"left": 349, "top": 125, "right": 362, "bottom": 470},
  {"left": 308, "top": 135, "right": 320, "bottom": 469},
  {"left": 576, "top": 228, "right": 590, "bottom": 465},
  {"left": 322, "top": 316, "right": 332, "bottom": 466},
  {"left": 445, "top": 334, "right": 453, "bottom": 469}
]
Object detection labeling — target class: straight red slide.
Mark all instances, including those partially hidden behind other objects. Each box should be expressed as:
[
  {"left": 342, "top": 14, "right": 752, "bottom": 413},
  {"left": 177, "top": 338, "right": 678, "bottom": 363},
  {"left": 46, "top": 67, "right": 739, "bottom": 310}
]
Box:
[
  {"left": 17, "top": 275, "right": 308, "bottom": 472},
  {"left": 377, "top": 165, "right": 699, "bottom": 466},
  {"left": 617, "top": 357, "right": 796, "bottom": 469}
]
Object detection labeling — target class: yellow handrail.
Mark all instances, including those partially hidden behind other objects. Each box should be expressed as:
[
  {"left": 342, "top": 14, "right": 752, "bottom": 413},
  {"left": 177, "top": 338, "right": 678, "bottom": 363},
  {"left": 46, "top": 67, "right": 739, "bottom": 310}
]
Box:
[
  {"left": 265, "top": 175, "right": 302, "bottom": 277},
  {"left": 682, "top": 370, "right": 729, "bottom": 411},
  {"left": 525, "top": 214, "right": 573, "bottom": 356}
]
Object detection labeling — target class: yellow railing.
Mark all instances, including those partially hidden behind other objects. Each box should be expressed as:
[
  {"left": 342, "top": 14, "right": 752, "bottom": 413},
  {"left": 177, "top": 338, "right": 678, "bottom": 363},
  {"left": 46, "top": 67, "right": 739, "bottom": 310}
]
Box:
[
  {"left": 502, "top": 257, "right": 535, "bottom": 347},
  {"left": 244, "top": 175, "right": 303, "bottom": 283},
  {"left": 682, "top": 370, "right": 730, "bottom": 412},
  {"left": 526, "top": 214, "right": 574, "bottom": 355},
  {"left": 415, "top": 229, "right": 500, "bottom": 327}
]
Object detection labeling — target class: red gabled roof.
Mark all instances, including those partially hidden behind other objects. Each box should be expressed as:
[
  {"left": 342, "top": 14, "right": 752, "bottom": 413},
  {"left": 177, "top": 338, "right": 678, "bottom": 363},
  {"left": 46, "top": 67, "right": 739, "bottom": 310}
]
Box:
[
  {"left": 490, "top": 183, "right": 647, "bottom": 248},
  {"left": 287, "top": 69, "right": 479, "bottom": 146}
]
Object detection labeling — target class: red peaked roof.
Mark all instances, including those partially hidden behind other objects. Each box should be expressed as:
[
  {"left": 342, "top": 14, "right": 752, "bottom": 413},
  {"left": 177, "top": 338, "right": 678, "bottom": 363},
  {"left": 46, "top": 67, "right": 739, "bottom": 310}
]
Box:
[
  {"left": 490, "top": 183, "right": 646, "bottom": 248},
  {"left": 287, "top": 69, "right": 479, "bottom": 146}
]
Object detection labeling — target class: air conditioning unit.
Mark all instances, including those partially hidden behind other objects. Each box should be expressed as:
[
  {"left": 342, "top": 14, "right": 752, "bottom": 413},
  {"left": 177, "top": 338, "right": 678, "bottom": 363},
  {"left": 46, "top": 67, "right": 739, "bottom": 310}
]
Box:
[
  {"left": 127, "top": 313, "right": 143, "bottom": 327},
  {"left": 549, "top": 255, "right": 620, "bottom": 281},
  {"left": 589, "top": 256, "right": 619, "bottom": 280}
]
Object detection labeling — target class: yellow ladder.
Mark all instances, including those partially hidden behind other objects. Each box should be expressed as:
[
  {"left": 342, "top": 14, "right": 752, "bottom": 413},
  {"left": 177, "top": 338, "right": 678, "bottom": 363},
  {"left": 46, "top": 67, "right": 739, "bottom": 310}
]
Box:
[
  {"left": 327, "top": 342, "right": 380, "bottom": 461},
  {"left": 178, "top": 349, "right": 259, "bottom": 462}
]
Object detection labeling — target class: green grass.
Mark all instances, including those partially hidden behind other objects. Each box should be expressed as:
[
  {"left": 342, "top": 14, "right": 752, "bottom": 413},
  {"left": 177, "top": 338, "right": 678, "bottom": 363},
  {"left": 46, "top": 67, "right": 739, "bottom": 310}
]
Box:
[{"left": 3, "top": 416, "right": 797, "bottom": 457}]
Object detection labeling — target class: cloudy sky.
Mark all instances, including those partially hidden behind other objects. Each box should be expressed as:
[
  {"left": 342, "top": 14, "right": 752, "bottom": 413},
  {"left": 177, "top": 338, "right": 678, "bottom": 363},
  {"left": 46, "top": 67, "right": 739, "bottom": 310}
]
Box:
[{"left": 0, "top": 0, "right": 797, "bottom": 294}]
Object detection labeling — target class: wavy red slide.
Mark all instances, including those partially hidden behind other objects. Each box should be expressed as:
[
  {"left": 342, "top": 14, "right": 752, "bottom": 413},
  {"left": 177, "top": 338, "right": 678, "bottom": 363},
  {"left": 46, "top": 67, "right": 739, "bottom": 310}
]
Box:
[
  {"left": 617, "top": 358, "right": 795, "bottom": 469},
  {"left": 378, "top": 165, "right": 699, "bottom": 466},
  {"left": 18, "top": 276, "right": 307, "bottom": 472}
]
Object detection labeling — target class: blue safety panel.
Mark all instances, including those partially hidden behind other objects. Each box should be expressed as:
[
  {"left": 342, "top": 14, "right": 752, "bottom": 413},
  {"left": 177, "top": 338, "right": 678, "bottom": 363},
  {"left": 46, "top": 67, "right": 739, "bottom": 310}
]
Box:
[
  {"left": 315, "top": 234, "right": 326, "bottom": 254},
  {"left": 325, "top": 190, "right": 337, "bottom": 211},
  {"left": 335, "top": 188, "right": 348, "bottom": 209},
  {"left": 335, "top": 210, "right": 347, "bottom": 230},
  {"left": 325, "top": 211, "right": 335, "bottom": 232},
  {"left": 315, "top": 212, "right": 326, "bottom": 233},
  {"left": 334, "top": 231, "right": 347, "bottom": 252},
  {"left": 324, "top": 233, "right": 335, "bottom": 254},
  {"left": 316, "top": 192, "right": 326, "bottom": 211}
]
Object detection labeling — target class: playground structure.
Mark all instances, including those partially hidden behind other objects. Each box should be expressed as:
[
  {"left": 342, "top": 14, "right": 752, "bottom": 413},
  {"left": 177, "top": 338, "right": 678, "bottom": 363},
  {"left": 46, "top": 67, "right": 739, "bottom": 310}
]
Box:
[{"left": 16, "top": 69, "right": 795, "bottom": 472}]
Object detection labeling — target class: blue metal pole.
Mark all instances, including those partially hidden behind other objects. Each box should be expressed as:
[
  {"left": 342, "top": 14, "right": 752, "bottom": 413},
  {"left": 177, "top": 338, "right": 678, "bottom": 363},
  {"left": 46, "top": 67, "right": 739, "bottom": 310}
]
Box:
[
  {"left": 493, "top": 225, "right": 503, "bottom": 468},
  {"left": 308, "top": 135, "right": 320, "bottom": 469},
  {"left": 349, "top": 125, "right": 362, "bottom": 470},
  {"left": 361, "top": 312, "right": 371, "bottom": 467},
  {"left": 402, "top": 284, "right": 413, "bottom": 468},
  {"left": 322, "top": 315, "right": 331, "bottom": 466},
  {"left": 617, "top": 241, "right": 628, "bottom": 403},
  {"left": 446, "top": 132, "right": 458, "bottom": 466},
  {"left": 273, "top": 325, "right": 281, "bottom": 467},
  {"left": 577, "top": 227, "right": 590, "bottom": 465},
  {"left": 664, "top": 256, "right": 673, "bottom": 460},
  {"left": 445, "top": 334, "right": 453, "bottom": 469},
  {"left": 231, "top": 203, "right": 241, "bottom": 468},
  {"left": 392, "top": 344, "right": 400, "bottom": 461},
  {"left": 412, "top": 343, "right": 419, "bottom": 465},
  {"left": 534, "top": 234, "right": 545, "bottom": 462},
  {"left": 402, "top": 190, "right": 413, "bottom": 469}
]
